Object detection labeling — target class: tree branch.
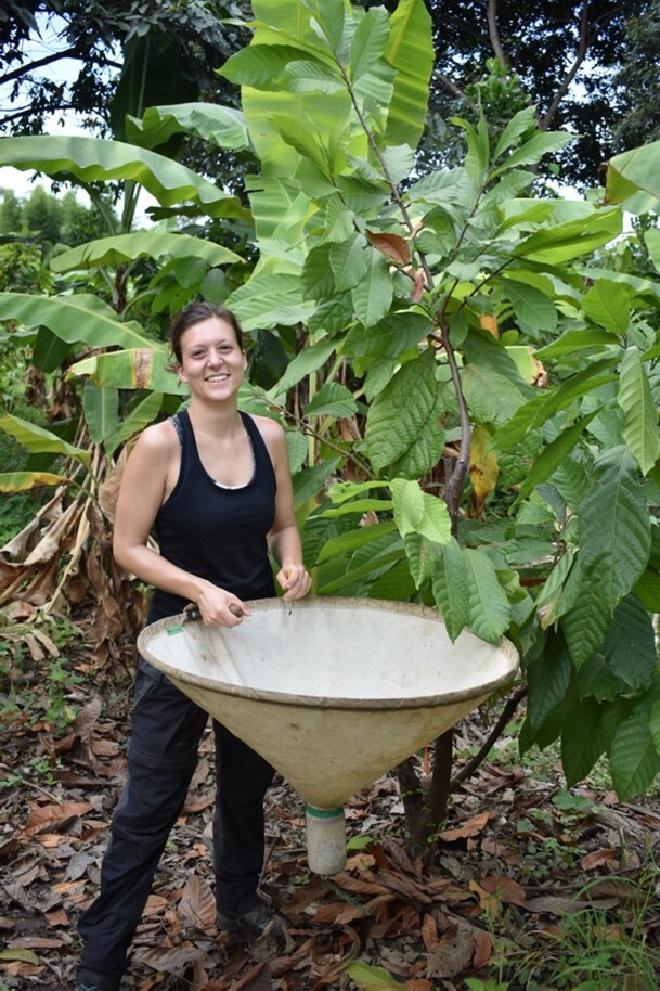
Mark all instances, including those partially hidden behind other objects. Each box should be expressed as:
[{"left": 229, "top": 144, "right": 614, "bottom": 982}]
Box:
[
  {"left": 451, "top": 686, "right": 528, "bottom": 788},
  {"left": 0, "top": 103, "right": 70, "bottom": 126},
  {"left": 278, "top": 406, "right": 374, "bottom": 479},
  {"left": 0, "top": 48, "right": 80, "bottom": 86},
  {"left": 435, "top": 73, "right": 467, "bottom": 101},
  {"left": 487, "top": 0, "right": 508, "bottom": 65},
  {"left": 540, "top": 0, "right": 590, "bottom": 131}
]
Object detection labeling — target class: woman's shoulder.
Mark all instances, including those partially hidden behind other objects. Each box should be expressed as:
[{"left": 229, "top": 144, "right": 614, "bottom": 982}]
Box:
[
  {"left": 250, "top": 414, "right": 285, "bottom": 445},
  {"left": 133, "top": 418, "right": 180, "bottom": 458}
]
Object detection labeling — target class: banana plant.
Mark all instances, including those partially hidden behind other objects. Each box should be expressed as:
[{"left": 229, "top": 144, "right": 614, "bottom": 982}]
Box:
[{"left": 0, "top": 123, "right": 251, "bottom": 650}]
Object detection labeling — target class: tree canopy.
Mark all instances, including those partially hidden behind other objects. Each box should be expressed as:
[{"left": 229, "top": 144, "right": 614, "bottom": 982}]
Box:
[
  {"left": 415, "top": 0, "right": 655, "bottom": 186},
  {"left": 2, "top": 0, "right": 658, "bottom": 187}
]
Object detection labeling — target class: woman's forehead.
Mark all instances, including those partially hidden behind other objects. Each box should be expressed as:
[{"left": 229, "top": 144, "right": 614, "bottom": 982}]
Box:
[{"left": 181, "top": 317, "right": 237, "bottom": 348}]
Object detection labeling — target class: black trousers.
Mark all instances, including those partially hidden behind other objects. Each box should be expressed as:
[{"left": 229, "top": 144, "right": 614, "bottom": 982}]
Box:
[{"left": 78, "top": 659, "right": 274, "bottom": 979}]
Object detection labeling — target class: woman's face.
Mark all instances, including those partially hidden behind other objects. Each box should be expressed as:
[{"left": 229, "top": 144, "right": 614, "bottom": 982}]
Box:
[{"left": 177, "top": 317, "right": 247, "bottom": 402}]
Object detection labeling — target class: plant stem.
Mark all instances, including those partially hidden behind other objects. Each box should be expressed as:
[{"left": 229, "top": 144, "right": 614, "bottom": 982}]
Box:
[
  {"left": 336, "top": 58, "right": 471, "bottom": 526},
  {"left": 451, "top": 686, "right": 528, "bottom": 788}
]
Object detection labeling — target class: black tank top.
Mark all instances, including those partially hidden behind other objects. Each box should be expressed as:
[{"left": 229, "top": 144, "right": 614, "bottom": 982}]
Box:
[{"left": 148, "top": 409, "right": 276, "bottom": 622}]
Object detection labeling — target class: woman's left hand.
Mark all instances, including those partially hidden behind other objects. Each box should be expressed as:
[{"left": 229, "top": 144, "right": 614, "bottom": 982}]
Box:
[{"left": 276, "top": 562, "right": 311, "bottom": 602}]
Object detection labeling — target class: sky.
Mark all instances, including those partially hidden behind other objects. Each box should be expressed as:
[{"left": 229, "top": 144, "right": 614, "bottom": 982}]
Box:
[{"left": 0, "top": 13, "right": 157, "bottom": 223}]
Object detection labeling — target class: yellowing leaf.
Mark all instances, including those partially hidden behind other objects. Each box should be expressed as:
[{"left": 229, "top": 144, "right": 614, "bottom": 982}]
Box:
[
  {"left": 0, "top": 472, "right": 71, "bottom": 492},
  {"left": 469, "top": 425, "right": 499, "bottom": 508}
]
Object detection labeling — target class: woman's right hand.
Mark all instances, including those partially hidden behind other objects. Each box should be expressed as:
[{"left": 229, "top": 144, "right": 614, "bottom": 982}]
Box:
[{"left": 195, "top": 582, "right": 249, "bottom": 627}]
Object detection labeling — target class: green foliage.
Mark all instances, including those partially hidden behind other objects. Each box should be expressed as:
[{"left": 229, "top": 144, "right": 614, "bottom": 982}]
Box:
[{"left": 0, "top": 0, "right": 658, "bottom": 804}]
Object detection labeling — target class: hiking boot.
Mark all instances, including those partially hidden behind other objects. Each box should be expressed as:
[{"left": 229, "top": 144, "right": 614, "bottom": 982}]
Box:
[
  {"left": 218, "top": 896, "right": 287, "bottom": 956},
  {"left": 74, "top": 967, "right": 121, "bottom": 991}
]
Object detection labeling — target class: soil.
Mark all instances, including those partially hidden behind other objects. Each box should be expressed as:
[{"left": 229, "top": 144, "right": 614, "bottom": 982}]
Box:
[{"left": 1, "top": 640, "right": 658, "bottom": 991}]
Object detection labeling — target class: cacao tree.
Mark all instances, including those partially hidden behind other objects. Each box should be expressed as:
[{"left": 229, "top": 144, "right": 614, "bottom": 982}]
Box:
[{"left": 0, "top": 0, "right": 658, "bottom": 842}]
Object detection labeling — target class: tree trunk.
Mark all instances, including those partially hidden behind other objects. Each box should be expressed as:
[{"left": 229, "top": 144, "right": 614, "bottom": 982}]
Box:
[{"left": 396, "top": 757, "right": 428, "bottom": 858}]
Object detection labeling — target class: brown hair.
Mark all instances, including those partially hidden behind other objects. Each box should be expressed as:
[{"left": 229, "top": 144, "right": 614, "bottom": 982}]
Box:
[{"left": 168, "top": 301, "right": 244, "bottom": 366}]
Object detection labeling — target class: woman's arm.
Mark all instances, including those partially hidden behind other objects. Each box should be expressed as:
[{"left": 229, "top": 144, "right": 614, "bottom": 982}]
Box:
[
  {"left": 113, "top": 424, "right": 248, "bottom": 626},
  {"left": 257, "top": 417, "right": 311, "bottom": 602}
]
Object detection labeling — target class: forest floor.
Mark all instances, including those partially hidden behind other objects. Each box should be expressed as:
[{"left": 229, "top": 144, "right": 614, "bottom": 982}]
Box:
[{"left": 0, "top": 620, "right": 658, "bottom": 991}]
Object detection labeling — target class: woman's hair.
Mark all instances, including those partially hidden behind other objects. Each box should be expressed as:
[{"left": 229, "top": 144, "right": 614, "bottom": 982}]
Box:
[{"left": 169, "top": 301, "right": 244, "bottom": 364}]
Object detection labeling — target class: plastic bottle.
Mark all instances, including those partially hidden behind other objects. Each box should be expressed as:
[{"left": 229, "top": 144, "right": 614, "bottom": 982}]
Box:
[{"left": 305, "top": 805, "right": 346, "bottom": 875}]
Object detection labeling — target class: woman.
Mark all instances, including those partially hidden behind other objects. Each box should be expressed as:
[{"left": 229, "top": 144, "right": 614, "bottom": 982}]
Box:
[{"left": 76, "top": 301, "right": 311, "bottom": 991}]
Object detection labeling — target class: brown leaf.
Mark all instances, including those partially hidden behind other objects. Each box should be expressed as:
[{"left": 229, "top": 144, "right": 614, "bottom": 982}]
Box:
[
  {"left": 468, "top": 880, "right": 499, "bottom": 916},
  {"left": 178, "top": 875, "right": 217, "bottom": 930},
  {"left": 478, "top": 875, "right": 526, "bottom": 907},
  {"left": 376, "top": 869, "right": 432, "bottom": 904},
  {"left": 308, "top": 901, "right": 350, "bottom": 924},
  {"left": 36, "top": 833, "right": 66, "bottom": 850},
  {"left": 366, "top": 230, "right": 411, "bottom": 266},
  {"left": 363, "top": 894, "right": 397, "bottom": 920},
  {"left": 230, "top": 961, "right": 272, "bottom": 991},
  {"left": 90, "top": 739, "right": 120, "bottom": 757},
  {"left": 45, "top": 909, "right": 69, "bottom": 928},
  {"left": 406, "top": 982, "right": 432, "bottom": 991},
  {"left": 472, "top": 928, "right": 493, "bottom": 968},
  {"left": 31, "top": 628, "right": 59, "bottom": 656},
  {"left": 24, "top": 632, "right": 45, "bottom": 662},
  {"left": 53, "top": 733, "right": 77, "bottom": 754},
  {"left": 333, "top": 873, "right": 391, "bottom": 897},
  {"left": 133, "top": 945, "right": 215, "bottom": 977},
  {"left": 143, "top": 895, "right": 169, "bottom": 917},
  {"left": 24, "top": 801, "right": 92, "bottom": 837},
  {"left": 421, "top": 913, "right": 440, "bottom": 952},
  {"left": 345, "top": 852, "right": 376, "bottom": 873},
  {"left": 2, "top": 601, "right": 37, "bottom": 621},
  {"left": 181, "top": 793, "right": 214, "bottom": 815},
  {"left": 426, "top": 920, "right": 475, "bottom": 979},
  {"left": 380, "top": 839, "right": 419, "bottom": 877},
  {"left": 580, "top": 848, "right": 619, "bottom": 870},
  {"left": 335, "top": 905, "right": 368, "bottom": 926},
  {"left": 438, "top": 810, "right": 491, "bottom": 842},
  {"left": 411, "top": 269, "right": 426, "bottom": 303},
  {"left": 73, "top": 697, "right": 103, "bottom": 738},
  {"left": 8, "top": 937, "right": 65, "bottom": 950},
  {"left": 271, "top": 938, "right": 313, "bottom": 978}
]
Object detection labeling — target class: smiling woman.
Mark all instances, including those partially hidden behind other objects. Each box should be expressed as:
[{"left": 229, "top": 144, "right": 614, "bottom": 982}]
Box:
[{"left": 74, "top": 300, "right": 311, "bottom": 991}]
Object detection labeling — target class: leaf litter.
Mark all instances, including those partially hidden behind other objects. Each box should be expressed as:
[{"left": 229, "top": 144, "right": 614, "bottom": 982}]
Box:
[{"left": 0, "top": 638, "right": 658, "bottom": 990}]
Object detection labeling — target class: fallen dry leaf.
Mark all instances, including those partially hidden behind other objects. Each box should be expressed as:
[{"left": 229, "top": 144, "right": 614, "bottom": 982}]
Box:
[
  {"left": 580, "top": 848, "right": 619, "bottom": 870},
  {"left": 24, "top": 801, "right": 92, "bottom": 837},
  {"left": 45, "top": 909, "right": 69, "bottom": 927},
  {"left": 425, "top": 919, "right": 475, "bottom": 979},
  {"left": 178, "top": 875, "right": 217, "bottom": 930},
  {"left": 438, "top": 811, "right": 491, "bottom": 842},
  {"left": 421, "top": 913, "right": 440, "bottom": 952},
  {"left": 478, "top": 875, "right": 527, "bottom": 907},
  {"left": 472, "top": 928, "right": 493, "bottom": 968},
  {"left": 144, "top": 896, "right": 169, "bottom": 916},
  {"left": 133, "top": 945, "right": 215, "bottom": 977}
]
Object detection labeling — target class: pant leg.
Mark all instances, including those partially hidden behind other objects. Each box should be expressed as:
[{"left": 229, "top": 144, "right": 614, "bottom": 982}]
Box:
[
  {"left": 78, "top": 661, "right": 208, "bottom": 978},
  {"left": 213, "top": 721, "right": 274, "bottom": 915}
]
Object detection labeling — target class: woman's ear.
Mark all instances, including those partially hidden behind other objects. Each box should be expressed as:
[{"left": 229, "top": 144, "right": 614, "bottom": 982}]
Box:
[{"left": 177, "top": 364, "right": 188, "bottom": 384}]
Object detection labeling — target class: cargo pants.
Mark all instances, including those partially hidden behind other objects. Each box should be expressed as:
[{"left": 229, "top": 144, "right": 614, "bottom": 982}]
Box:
[{"left": 78, "top": 658, "right": 274, "bottom": 980}]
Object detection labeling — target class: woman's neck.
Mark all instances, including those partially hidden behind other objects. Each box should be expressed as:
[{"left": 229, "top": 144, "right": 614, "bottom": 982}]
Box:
[{"left": 188, "top": 398, "right": 242, "bottom": 437}]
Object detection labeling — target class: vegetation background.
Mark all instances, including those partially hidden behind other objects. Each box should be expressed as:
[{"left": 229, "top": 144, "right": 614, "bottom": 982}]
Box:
[{"left": 0, "top": 1, "right": 658, "bottom": 988}]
